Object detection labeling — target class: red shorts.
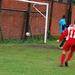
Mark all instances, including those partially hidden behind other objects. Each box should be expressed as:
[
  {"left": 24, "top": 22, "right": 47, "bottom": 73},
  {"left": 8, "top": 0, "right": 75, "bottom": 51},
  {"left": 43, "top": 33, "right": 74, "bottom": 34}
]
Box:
[{"left": 63, "top": 40, "right": 75, "bottom": 51}]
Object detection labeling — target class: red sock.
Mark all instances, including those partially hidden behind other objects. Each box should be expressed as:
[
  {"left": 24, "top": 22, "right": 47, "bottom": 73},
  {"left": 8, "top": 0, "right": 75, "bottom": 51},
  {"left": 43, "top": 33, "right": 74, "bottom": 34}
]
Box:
[
  {"left": 60, "top": 54, "right": 66, "bottom": 64},
  {"left": 66, "top": 53, "right": 73, "bottom": 62}
]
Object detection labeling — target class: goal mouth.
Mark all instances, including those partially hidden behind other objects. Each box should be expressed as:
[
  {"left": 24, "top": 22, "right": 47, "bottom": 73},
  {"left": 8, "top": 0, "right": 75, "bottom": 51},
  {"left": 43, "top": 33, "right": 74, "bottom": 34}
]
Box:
[{"left": 17, "top": 0, "right": 49, "bottom": 43}]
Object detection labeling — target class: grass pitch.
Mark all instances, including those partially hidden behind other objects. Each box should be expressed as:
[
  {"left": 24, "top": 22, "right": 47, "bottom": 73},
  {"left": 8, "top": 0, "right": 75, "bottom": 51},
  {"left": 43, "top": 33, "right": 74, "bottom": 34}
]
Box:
[{"left": 0, "top": 44, "right": 75, "bottom": 75}]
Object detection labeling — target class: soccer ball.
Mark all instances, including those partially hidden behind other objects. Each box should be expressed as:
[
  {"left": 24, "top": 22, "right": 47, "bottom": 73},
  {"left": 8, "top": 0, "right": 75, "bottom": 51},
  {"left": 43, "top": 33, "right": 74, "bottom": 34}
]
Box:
[{"left": 26, "top": 32, "right": 30, "bottom": 36}]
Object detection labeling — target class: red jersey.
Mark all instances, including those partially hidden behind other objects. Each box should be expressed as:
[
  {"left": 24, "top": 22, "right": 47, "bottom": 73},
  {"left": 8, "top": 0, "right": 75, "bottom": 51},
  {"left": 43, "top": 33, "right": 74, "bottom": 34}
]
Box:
[{"left": 59, "top": 25, "right": 75, "bottom": 42}]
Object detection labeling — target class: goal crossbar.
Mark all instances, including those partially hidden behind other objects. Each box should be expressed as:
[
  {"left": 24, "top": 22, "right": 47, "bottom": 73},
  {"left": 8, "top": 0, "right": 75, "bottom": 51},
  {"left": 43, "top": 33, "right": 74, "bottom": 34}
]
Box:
[
  {"left": 17, "top": 0, "right": 48, "bottom": 5},
  {"left": 17, "top": 0, "right": 49, "bottom": 43}
]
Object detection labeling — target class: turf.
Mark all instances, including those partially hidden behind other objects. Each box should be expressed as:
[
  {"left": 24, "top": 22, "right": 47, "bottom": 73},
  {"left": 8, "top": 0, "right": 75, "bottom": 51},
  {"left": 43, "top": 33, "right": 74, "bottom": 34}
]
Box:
[{"left": 0, "top": 44, "right": 75, "bottom": 75}]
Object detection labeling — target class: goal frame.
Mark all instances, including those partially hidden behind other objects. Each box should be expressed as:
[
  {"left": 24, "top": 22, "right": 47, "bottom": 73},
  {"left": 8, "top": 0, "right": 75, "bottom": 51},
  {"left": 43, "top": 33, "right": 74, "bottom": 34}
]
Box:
[{"left": 17, "top": 0, "right": 49, "bottom": 43}]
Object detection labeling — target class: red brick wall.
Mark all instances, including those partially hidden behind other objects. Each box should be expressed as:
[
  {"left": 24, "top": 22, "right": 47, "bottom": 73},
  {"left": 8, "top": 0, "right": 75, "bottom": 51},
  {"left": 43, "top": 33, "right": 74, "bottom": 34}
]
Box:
[
  {"left": 2, "top": 0, "right": 28, "bottom": 39},
  {"left": 1, "top": 0, "right": 74, "bottom": 39}
]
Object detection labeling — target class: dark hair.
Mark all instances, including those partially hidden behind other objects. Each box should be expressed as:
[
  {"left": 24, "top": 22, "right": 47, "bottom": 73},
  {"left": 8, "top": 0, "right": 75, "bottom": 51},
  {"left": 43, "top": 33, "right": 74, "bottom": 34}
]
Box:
[{"left": 62, "top": 15, "right": 66, "bottom": 18}]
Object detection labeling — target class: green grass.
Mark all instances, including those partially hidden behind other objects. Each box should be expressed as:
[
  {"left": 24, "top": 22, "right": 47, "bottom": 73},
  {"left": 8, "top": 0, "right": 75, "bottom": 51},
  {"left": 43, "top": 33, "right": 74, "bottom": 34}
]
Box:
[
  {"left": 0, "top": 35, "right": 59, "bottom": 45},
  {"left": 0, "top": 44, "right": 75, "bottom": 75}
]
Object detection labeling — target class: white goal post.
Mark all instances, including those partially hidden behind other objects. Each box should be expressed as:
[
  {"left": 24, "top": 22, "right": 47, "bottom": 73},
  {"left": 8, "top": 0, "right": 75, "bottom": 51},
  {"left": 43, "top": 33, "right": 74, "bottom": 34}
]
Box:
[{"left": 17, "top": 0, "right": 49, "bottom": 43}]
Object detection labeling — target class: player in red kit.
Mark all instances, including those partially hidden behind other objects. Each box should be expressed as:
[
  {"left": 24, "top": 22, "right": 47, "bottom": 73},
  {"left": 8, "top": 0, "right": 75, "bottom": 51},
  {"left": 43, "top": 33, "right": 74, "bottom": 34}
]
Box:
[{"left": 57, "top": 21, "right": 75, "bottom": 67}]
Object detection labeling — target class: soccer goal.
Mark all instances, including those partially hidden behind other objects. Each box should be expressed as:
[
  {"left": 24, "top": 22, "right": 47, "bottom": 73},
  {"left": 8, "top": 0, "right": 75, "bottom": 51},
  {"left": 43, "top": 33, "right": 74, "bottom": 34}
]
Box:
[{"left": 17, "top": 0, "right": 49, "bottom": 43}]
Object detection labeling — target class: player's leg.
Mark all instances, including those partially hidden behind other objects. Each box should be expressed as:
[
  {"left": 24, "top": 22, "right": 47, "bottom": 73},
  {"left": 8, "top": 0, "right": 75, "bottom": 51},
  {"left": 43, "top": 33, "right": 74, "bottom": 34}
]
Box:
[
  {"left": 59, "top": 41, "right": 69, "bottom": 67},
  {"left": 65, "top": 45, "right": 75, "bottom": 66},
  {"left": 66, "top": 50, "right": 74, "bottom": 62},
  {"left": 59, "top": 50, "right": 67, "bottom": 67}
]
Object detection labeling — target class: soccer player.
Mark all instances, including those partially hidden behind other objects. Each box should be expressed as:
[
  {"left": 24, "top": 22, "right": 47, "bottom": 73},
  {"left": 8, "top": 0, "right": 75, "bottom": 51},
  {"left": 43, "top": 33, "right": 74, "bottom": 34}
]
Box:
[
  {"left": 58, "top": 15, "right": 67, "bottom": 49},
  {"left": 57, "top": 21, "right": 75, "bottom": 67}
]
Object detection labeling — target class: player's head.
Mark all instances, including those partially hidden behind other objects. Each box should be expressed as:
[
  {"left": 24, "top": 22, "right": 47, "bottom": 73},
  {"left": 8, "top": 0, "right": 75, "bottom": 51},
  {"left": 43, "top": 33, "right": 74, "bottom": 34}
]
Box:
[{"left": 62, "top": 15, "right": 66, "bottom": 19}]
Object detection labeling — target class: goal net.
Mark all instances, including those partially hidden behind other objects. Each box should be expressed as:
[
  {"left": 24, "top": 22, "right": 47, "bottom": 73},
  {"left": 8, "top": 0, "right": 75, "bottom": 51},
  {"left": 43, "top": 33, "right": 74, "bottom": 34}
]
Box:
[{"left": 17, "top": 0, "right": 49, "bottom": 43}]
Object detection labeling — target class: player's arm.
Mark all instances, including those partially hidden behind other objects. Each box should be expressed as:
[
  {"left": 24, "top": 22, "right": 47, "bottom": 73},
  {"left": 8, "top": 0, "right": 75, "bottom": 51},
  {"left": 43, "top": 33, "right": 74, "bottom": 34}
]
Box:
[{"left": 57, "top": 29, "right": 68, "bottom": 42}]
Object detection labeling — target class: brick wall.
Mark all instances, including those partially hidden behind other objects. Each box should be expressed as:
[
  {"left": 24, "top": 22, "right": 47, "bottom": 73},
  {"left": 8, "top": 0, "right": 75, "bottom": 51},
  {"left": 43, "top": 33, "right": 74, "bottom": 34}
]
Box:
[
  {"left": 2, "top": 0, "right": 28, "bottom": 39},
  {"left": 0, "top": 0, "right": 74, "bottom": 39}
]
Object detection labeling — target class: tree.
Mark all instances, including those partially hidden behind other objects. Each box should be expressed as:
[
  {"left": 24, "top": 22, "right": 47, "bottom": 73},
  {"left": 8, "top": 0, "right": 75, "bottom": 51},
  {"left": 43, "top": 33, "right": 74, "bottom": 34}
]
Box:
[
  {"left": 73, "top": 0, "right": 75, "bottom": 3},
  {"left": 67, "top": 0, "right": 73, "bottom": 25},
  {"left": 0, "top": 0, "right": 4, "bottom": 42},
  {"left": 48, "top": 0, "right": 54, "bottom": 38}
]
